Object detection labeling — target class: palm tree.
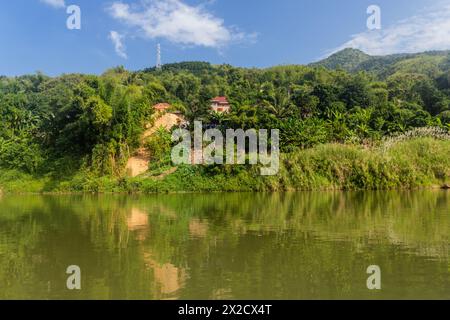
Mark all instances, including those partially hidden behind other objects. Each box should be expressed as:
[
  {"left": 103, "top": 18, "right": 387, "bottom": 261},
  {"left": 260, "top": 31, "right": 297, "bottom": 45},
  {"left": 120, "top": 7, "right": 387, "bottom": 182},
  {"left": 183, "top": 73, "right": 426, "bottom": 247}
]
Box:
[{"left": 261, "top": 88, "right": 294, "bottom": 118}]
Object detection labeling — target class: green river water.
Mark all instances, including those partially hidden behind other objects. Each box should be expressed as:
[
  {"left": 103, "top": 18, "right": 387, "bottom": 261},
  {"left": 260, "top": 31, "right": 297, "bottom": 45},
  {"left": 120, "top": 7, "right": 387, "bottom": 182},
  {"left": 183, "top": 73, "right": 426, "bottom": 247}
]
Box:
[{"left": 0, "top": 190, "right": 449, "bottom": 299}]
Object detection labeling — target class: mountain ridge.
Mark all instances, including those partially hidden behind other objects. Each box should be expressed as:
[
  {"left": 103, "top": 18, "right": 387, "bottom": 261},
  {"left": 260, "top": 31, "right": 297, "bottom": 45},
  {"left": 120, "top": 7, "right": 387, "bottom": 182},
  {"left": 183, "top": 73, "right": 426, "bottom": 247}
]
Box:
[
  {"left": 140, "top": 48, "right": 450, "bottom": 80},
  {"left": 311, "top": 48, "right": 450, "bottom": 78}
]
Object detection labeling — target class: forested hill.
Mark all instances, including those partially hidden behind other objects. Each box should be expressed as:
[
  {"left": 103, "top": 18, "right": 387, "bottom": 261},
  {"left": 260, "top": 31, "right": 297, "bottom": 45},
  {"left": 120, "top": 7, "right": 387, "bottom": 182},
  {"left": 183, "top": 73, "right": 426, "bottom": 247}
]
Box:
[
  {"left": 142, "top": 48, "right": 450, "bottom": 81},
  {"left": 312, "top": 48, "right": 450, "bottom": 79},
  {"left": 144, "top": 61, "right": 220, "bottom": 76},
  {"left": 0, "top": 48, "right": 450, "bottom": 188}
]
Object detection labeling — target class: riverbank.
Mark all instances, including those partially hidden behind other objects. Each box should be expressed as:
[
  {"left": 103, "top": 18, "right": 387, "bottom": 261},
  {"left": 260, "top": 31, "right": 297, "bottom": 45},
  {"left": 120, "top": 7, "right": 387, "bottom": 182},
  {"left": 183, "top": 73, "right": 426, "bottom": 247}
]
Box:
[{"left": 1, "top": 137, "right": 449, "bottom": 194}]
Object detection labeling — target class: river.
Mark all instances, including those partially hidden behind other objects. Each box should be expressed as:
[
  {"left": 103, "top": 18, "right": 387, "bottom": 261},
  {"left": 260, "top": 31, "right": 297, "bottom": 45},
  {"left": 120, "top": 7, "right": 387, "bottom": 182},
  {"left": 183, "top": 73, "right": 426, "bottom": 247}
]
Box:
[{"left": 0, "top": 190, "right": 449, "bottom": 299}]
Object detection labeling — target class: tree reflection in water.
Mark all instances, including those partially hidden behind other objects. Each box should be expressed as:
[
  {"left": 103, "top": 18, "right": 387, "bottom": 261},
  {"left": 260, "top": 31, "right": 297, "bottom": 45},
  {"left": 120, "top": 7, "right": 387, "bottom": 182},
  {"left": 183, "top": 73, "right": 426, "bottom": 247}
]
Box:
[{"left": 0, "top": 190, "right": 449, "bottom": 299}]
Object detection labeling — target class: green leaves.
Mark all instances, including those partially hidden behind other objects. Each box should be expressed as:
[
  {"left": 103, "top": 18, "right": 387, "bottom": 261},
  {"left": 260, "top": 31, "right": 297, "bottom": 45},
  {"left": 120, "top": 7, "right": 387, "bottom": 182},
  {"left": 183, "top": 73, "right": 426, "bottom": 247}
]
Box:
[
  {"left": 145, "top": 128, "right": 173, "bottom": 169},
  {"left": 84, "top": 96, "right": 113, "bottom": 127},
  {"left": 1, "top": 52, "right": 450, "bottom": 180}
]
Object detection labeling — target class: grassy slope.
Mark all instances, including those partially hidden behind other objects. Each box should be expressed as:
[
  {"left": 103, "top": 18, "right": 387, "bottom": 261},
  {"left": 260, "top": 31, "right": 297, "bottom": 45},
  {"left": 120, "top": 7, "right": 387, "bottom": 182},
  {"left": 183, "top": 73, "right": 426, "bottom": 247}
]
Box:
[{"left": 1, "top": 137, "right": 449, "bottom": 194}]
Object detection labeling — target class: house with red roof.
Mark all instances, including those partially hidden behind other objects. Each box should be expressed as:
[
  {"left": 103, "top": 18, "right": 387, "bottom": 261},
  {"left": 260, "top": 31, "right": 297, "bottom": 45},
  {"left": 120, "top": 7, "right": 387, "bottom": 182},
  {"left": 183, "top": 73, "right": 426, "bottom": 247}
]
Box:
[
  {"left": 153, "top": 103, "right": 171, "bottom": 113},
  {"left": 211, "top": 96, "right": 231, "bottom": 114}
]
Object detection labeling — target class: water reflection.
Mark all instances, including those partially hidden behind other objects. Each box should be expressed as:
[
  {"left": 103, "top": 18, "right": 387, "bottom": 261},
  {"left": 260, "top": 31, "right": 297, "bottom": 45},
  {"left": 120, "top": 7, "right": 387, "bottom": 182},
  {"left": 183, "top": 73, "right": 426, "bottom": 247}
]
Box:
[
  {"left": 189, "top": 219, "right": 209, "bottom": 238},
  {"left": 0, "top": 190, "right": 449, "bottom": 299}
]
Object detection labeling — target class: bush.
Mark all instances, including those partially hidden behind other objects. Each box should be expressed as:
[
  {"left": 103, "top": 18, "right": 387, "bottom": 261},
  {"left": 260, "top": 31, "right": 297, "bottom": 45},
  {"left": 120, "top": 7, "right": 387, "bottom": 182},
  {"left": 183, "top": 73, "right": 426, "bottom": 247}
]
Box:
[{"left": 145, "top": 128, "right": 172, "bottom": 169}]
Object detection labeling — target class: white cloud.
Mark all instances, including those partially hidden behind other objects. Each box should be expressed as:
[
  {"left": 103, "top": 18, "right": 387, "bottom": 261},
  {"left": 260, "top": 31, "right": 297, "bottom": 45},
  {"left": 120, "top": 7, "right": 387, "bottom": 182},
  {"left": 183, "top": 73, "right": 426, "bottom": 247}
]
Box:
[
  {"left": 109, "top": 31, "right": 128, "bottom": 59},
  {"left": 107, "top": 0, "right": 255, "bottom": 48},
  {"left": 331, "top": 2, "right": 450, "bottom": 56},
  {"left": 40, "top": 0, "right": 66, "bottom": 9}
]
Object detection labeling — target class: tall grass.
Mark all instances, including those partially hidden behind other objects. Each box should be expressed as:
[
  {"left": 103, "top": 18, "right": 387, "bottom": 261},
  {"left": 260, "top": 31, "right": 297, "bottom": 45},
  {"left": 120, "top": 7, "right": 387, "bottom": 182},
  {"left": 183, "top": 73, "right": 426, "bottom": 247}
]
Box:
[
  {"left": 1, "top": 137, "right": 449, "bottom": 193},
  {"left": 382, "top": 127, "right": 450, "bottom": 151},
  {"left": 275, "top": 137, "right": 450, "bottom": 191}
]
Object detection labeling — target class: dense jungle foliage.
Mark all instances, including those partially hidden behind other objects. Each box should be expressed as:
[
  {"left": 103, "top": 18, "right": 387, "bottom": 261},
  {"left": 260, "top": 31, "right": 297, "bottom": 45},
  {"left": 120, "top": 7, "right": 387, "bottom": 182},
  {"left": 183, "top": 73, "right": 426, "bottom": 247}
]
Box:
[{"left": 1, "top": 48, "right": 450, "bottom": 192}]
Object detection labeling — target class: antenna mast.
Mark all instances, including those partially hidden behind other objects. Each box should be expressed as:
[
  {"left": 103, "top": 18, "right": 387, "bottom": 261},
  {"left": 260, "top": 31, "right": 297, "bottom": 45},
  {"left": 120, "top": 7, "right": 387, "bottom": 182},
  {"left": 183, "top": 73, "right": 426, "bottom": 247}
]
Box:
[{"left": 156, "top": 43, "right": 162, "bottom": 70}]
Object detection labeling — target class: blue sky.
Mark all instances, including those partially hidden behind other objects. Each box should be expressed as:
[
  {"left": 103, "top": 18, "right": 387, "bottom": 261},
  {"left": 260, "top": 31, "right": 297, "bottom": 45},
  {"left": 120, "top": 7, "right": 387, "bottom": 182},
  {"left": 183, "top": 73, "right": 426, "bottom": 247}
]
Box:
[{"left": 0, "top": 0, "right": 449, "bottom": 76}]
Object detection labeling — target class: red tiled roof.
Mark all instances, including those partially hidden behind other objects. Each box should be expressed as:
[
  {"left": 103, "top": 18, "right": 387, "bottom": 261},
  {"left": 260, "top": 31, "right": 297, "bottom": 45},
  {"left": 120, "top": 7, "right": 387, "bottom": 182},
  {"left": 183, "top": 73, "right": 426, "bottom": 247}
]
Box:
[
  {"left": 211, "top": 96, "right": 229, "bottom": 103},
  {"left": 153, "top": 103, "right": 171, "bottom": 111}
]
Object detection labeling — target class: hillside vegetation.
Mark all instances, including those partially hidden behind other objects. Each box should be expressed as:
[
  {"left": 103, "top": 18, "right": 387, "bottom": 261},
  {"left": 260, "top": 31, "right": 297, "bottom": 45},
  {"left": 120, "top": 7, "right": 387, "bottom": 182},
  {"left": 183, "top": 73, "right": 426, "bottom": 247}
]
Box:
[
  {"left": 1, "top": 49, "right": 450, "bottom": 193},
  {"left": 1, "top": 137, "right": 449, "bottom": 193},
  {"left": 313, "top": 48, "right": 450, "bottom": 79}
]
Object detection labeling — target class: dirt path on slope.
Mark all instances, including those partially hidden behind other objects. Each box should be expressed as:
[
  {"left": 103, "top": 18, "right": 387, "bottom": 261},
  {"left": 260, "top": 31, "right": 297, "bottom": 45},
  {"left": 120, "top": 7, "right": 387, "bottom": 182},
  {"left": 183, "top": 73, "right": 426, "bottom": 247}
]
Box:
[
  {"left": 142, "top": 113, "right": 184, "bottom": 141},
  {"left": 125, "top": 148, "right": 150, "bottom": 178},
  {"left": 125, "top": 113, "right": 185, "bottom": 177}
]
